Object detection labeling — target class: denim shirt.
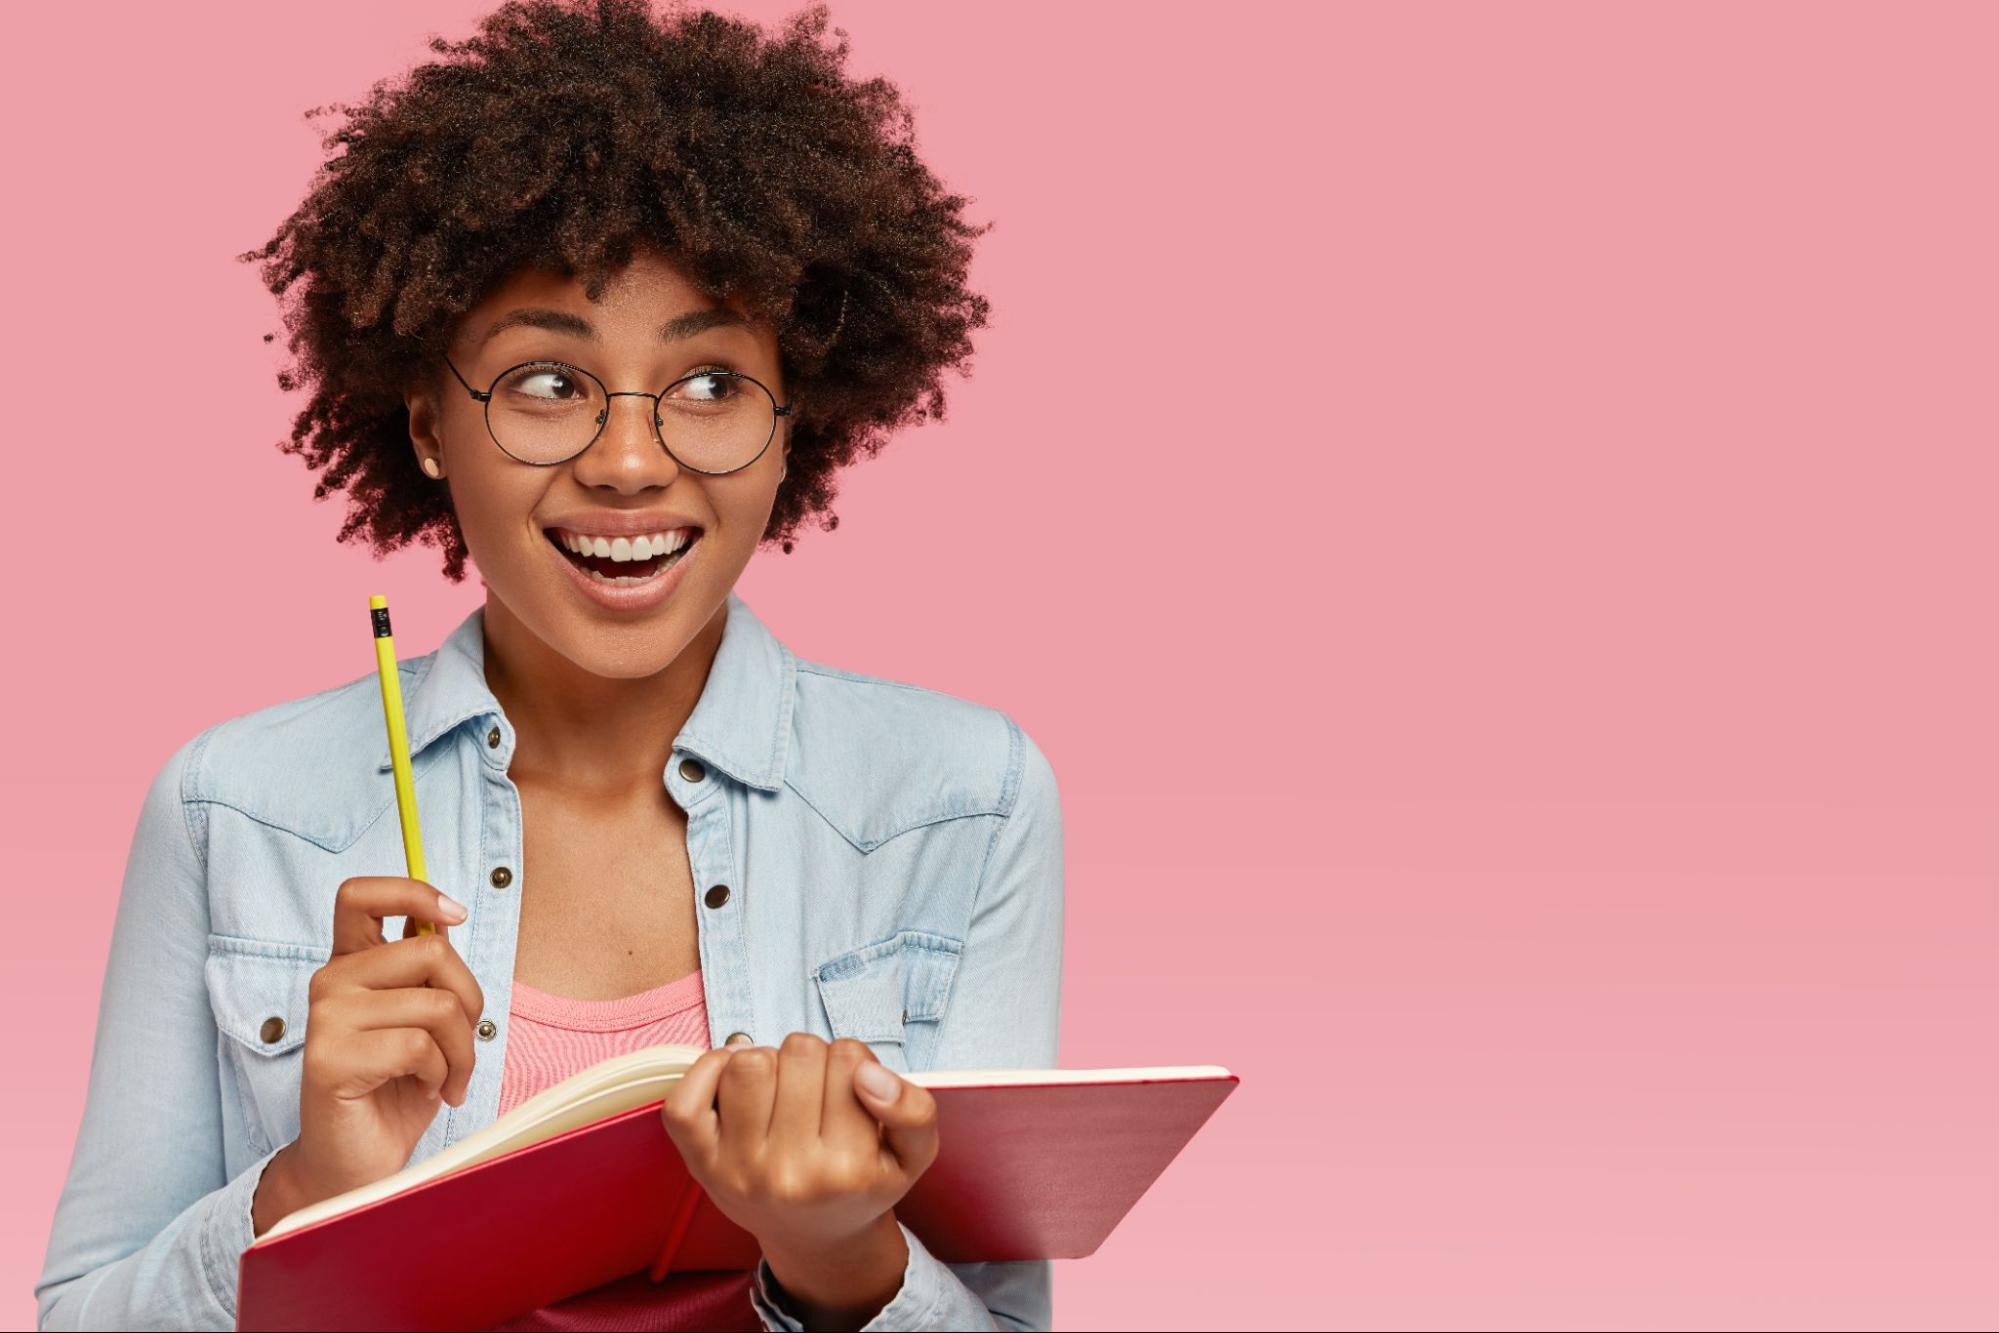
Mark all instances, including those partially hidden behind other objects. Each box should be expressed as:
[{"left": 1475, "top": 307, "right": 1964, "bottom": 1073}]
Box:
[{"left": 36, "top": 591, "right": 1064, "bottom": 1331}]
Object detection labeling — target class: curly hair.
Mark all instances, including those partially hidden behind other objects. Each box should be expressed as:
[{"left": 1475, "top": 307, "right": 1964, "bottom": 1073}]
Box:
[{"left": 239, "top": 0, "right": 993, "bottom": 580}]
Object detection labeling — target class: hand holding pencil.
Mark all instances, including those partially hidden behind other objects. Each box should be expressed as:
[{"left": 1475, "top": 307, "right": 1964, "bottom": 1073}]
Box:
[{"left": 247, "top": 596, "right": 486, "bottom": 1237}]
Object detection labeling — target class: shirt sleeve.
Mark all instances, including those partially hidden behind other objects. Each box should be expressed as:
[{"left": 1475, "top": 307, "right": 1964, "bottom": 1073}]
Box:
[
  {"left": 36, "top": 730, "right": 278, "bottom": 1331},
  {"left": 750, "top": 718, "right": 1064, "bottom": 1331}
]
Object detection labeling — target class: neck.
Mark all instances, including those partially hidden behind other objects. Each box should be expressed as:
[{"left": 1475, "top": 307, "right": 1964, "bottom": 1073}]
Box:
[{"left": 479, "top": 597, "right": 727, "bottom": 794}]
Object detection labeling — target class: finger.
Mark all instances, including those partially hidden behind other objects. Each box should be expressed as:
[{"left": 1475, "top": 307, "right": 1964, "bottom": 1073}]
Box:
[
  {"left": 852, "top": 1054, "right": 939, "bottom": 1176},
  {"left": 717, "top": 1045, "right": 778, "bottom": 1150},
  {"left": 660, "top": 1047, "right": 736, "bottom": 1162},
  {"left": 331, "top": 986, "right": 479, "bottom": 1106},
  {"left": 821, "top": 1037, "right": 885, "bottom": 1150},
  {"left": 332, "top": 877, "right": 468, "bottom": 955},
  {"left": 770, "top": 1033, "right": 830, "bottom": 1144},
  {"left": 319, "top": 1027, "right": 450, "bottom": 1103},
  {"left": 325, "top": 932, "right": 485, "bottom": 1028}
]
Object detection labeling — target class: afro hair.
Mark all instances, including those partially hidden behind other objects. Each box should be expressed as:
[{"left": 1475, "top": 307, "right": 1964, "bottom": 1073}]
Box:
[{"left": 240, "top": 0, "right": 993, "bottom": 579}]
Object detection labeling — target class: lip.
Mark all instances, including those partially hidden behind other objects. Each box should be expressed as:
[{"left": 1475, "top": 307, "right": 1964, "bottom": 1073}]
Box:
[{"left": 546, "top": 526, "right": 701, "bottom": 614}]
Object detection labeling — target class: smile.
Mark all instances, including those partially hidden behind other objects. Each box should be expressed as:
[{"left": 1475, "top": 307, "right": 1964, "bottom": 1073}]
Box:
[{"left": 544, "top": 526, "right": 700, "bottom": 587}]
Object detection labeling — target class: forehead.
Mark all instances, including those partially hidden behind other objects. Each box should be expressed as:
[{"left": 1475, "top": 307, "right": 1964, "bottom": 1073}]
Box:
[{"left": 460, "top": 246, "right": 760, "bottom": 343}]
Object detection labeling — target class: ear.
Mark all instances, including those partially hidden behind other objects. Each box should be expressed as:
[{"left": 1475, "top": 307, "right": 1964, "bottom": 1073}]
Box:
[{"left": 405, "top": 384, "right": 447, "bottom": 480}]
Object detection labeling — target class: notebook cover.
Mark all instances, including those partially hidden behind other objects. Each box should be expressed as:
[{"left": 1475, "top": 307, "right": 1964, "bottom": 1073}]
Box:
[{"left": 235, "top": 1071, "right": 1237, "bottom": 1331}]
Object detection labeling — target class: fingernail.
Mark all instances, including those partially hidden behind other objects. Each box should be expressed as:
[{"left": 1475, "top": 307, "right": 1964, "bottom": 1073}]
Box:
[
  {"left": 855, "top": 1061, "right": 901, "bottom": 1103},
  {"left": 437, "top": 893, "right": 468, "bottom": 922}
]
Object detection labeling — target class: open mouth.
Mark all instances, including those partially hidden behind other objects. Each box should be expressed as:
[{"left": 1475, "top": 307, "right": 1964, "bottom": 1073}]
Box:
[{"left": 545, "top": 527, "right": 701, "bottom": 586}]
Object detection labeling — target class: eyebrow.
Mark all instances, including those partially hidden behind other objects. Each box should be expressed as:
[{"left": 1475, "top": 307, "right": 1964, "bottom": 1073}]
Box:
[{"left": 477, "top": 306, "right": 750, "bottom": 347}]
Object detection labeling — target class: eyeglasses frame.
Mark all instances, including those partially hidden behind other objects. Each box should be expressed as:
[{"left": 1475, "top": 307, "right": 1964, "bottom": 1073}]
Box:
[{"left": 441, "top": 352, "right": 791, "bottom": 474}]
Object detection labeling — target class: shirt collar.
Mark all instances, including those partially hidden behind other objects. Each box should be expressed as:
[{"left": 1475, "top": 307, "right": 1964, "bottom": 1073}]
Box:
[{"left": 376, "top": 590, "right": 796, "bottom": 792}]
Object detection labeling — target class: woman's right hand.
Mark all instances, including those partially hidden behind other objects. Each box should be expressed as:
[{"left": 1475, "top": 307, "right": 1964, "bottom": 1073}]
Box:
[{"left": 251, "top": 877, "right": 484, "bottom": 1235}]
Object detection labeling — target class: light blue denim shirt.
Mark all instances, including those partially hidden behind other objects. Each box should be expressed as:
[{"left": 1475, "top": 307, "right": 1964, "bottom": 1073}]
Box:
[{"left": 36, "top": 591, "right": 1064, "bottom": 1331}]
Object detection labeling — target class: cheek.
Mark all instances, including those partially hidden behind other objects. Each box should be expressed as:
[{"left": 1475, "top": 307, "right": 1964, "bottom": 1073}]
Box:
[
  {"left": 707, "top": 463, "right": 785, "bottom": 538},
  {"left": 443, "top": 467, "right": 546, "bottom": 561}
]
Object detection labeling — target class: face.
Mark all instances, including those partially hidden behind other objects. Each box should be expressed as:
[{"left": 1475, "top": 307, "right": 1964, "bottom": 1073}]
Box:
[{"left": 405, "top": 244, "right": 788, "bottom": 679}]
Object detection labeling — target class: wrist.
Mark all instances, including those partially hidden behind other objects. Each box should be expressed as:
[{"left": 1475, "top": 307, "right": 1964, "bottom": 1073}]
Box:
[
  {"left": 250, "top": 1142, "right": 310, "bottom": 1238},
  {"left": 761, "top": 1210, "right": 908, "bottom": 1330}
]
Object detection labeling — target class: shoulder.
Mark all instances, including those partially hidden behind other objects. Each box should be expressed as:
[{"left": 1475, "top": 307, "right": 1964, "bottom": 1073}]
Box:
[
  {"left": 785, "top": 655, "right": 1058, "bottom": 853},
  {"left": 168, "top": 654, "right": 438, "bottom": 852}
]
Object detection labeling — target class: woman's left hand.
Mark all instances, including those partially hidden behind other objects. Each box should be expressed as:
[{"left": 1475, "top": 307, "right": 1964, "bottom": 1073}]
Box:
[{"left": 660, "top": 1032, "right": 939, "bottom": 1324}]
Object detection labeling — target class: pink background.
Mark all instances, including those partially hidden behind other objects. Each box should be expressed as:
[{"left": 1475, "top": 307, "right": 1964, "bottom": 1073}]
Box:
[{"left": 3, "top": 2, "right": 1995, "bottom": 1328}]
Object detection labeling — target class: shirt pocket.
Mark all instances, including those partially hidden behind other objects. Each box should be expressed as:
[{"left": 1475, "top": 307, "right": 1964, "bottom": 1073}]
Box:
[
  {"left": 205, "top": 935, "right": 327, "bottom": 1157},
  {"left": 813, "top": 930, "right": 964, "bottom": 1074}
]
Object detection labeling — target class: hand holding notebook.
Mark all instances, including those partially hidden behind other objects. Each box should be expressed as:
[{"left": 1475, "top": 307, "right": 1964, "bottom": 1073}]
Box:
[{"left": 656, "top": 1035, "right": 951, "bottom": 1319}]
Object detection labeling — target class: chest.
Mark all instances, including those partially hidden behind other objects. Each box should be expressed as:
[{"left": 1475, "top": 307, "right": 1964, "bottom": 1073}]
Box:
[{"left": 509, "top": 774, "right": 701, "bottom": 999}]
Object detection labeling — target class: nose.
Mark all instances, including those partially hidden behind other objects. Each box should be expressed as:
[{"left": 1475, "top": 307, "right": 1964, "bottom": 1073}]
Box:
[{"left": 569, "top": 392, "right": 680, "bottom": 492}]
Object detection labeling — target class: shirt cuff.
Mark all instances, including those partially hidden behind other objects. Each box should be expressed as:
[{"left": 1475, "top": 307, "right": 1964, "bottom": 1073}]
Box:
[
  {"left": 198, "top": 1143, "right": 288, "bottom": 1325},
  {"left": 750, "top": 1220, "right": 953, "bottom": 1332}
]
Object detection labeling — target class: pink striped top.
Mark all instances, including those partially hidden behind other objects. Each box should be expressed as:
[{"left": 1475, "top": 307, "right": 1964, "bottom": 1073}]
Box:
[
  {"left": 495, "top": 969, "right": 715, "bottom": 1117},
  {"left": 487, "top": 970, "right": 762, "bottom": 1332}
]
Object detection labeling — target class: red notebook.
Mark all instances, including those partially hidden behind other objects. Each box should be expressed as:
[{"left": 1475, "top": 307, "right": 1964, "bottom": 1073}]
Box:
[{"left": 235, "top": 1054, "right": 1237, "bottom": 1331}]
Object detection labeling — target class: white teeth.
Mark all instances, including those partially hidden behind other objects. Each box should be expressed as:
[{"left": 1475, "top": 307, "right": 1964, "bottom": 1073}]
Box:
[{"left": 552, "top": 528, "right": 698, "bottom": 561}]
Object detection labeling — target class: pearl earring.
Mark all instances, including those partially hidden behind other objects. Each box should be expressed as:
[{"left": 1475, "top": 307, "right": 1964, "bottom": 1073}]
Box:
[{"left": 420, "top": 457, "right": 443, "bottom": 479}]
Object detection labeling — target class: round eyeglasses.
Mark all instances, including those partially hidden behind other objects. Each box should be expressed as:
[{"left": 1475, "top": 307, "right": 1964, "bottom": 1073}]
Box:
[{"left": 442, "top": 354, "right": 790, "bottom": 474}]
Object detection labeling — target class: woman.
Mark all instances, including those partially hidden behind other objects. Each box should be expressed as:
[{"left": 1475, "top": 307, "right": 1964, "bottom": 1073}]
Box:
[{"left": 35, "top": 2, "right": 1061, "bottom": 1329}]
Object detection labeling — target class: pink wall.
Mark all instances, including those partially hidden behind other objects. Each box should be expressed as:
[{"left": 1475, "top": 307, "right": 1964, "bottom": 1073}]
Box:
[{"left": 4, "top": 2, "right": 1996, "bottom": 1328}]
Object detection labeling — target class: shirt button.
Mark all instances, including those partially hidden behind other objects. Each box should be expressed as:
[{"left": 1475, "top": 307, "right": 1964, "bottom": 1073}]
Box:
[
  {"left": 477, "top": 1019, "right": 497, "bottom": 1041},
  {"left": 486, "top": 726, "right": 502, "bottom": 749},
  {"left": 725, "top": 1031, "right": 753, "bottom": 1046},
  {"left": 490, "top": 866, "right": 513, "bottom": 889},
  {"left": 678, "top": 758, "right": 706, "bottom": 783},
  {"left": 703, "top": 884, "right": 731, "bottom": 909},
  {"left": 259, "top": 1016, "right": 286, "bottom": 1044}
]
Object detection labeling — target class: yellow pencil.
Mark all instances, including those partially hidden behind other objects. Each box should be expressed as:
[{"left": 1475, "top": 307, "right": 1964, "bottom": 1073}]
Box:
[{"left": 370, "top": 595, "right": 435, "bottom": 936}]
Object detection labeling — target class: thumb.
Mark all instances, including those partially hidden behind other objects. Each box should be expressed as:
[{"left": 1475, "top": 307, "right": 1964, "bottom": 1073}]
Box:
[{"left": 852, "top": 1058, "right": 938, "bottom": 1172}]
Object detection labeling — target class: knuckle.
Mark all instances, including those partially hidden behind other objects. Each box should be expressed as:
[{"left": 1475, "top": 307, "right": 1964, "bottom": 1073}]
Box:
[
  {"left": 826, "top": 1149, "right": 873, "bottom": 1188},
  {"left": 767, "top": 1161, "right": 814, "bottom": 1204},
  {"left": 780, "top": 1031, "right": 824, "bottom": 1057},
  {"left": 399, "top": 1028, "right": 432, "bottom": 1062},
  {"left": 726, "top": 1047, "right": 774, "bottom": 1077},
  {"left": 828, "top": 1037, "right": 870, "bottom": 1064}
]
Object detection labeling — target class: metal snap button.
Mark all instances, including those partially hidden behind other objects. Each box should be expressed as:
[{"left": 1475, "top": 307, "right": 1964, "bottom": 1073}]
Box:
[
  {"left": 476, "top": 1019, "right": 497, "bottom": 1041},
  {"left": 490, "top": 866, "right": 513, "bottom": 889},
  {"left": 259, "top": 1016, "right": 286, "bottom": 1044},
  {"left": 678, "top": 758, "right": 706, "bottom": 783},
  {"left": 486, "top": 726, "right": 502, "bottom": 749},
  {"left": 703, "top": 884, "right": 731, "bottom": 909},
  {"left": 725, "top": 1031, "right": 752, "bottom": 1046}
]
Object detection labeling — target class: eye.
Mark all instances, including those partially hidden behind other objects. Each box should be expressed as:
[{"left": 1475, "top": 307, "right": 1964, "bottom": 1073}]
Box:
[
  {"left": 672, "top": 369, "right": 743, "bottom": 404},
  {"left": 497, "top": 363, "right": 589, "bottom": 403}
]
